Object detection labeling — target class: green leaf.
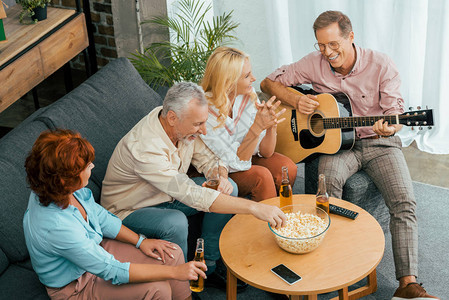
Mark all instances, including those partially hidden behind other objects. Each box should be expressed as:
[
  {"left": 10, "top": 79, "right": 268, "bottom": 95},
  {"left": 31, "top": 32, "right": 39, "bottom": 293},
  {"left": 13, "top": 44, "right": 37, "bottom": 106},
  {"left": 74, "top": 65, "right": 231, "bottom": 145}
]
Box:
[{"left": 131, "top": 0, "right": 239, "bottom": 89}]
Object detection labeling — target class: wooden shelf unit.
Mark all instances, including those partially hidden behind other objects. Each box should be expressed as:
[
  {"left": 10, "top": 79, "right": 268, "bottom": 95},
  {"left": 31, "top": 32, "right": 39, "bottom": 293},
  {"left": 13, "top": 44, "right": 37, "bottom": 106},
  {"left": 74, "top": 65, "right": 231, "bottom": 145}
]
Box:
[{"left": 0, "top": 5, "right": 89, "bottom": 113}]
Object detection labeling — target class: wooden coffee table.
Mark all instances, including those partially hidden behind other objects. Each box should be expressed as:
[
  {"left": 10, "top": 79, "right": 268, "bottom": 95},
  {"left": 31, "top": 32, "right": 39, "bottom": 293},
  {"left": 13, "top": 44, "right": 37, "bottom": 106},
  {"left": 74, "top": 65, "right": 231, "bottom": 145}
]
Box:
[{"left": 219, "top": 195, "right": 385, "bottom": 299}]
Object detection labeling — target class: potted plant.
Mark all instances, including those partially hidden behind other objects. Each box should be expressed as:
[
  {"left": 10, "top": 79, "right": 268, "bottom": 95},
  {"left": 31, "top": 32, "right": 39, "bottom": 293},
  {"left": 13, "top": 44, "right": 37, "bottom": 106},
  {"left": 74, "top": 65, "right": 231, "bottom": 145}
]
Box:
[
  {"left": 16, "top": 0, "right": 51, "bottom": 23},
  {"left": 130, "top": 0, "right": 239, "bottom": 91},
  {"left": 0, "top": 1, "right": 8, "bottom": 43}
]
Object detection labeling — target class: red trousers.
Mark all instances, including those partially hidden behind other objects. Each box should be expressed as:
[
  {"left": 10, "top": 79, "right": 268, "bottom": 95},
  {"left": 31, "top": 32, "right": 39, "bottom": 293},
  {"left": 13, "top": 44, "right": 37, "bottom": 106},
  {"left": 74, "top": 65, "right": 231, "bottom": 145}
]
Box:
[{"left": 229, "top": 152, "right": 297, "bottom": 202}]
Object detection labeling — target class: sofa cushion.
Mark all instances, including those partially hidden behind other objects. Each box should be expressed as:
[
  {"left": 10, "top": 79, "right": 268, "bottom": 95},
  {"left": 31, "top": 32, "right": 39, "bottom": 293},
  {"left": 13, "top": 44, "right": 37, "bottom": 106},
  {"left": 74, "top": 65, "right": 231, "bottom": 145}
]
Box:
[
  {"left": 35, "top": 58, "right": 163, "bottom": 192},
  {"left": 340, "top": 170, "right": 389, "bottom": 228},
  {"left": 0, "top": 121, "right": 50, "bottom": 263},
  {"left": 0, "top": 265, "right": 49, "bottom": 300},
  {"left": 0, "top": 250, "right": 8, "bottom": 276},
  {"left": 15, "top": 258, "right": 34, "bottom": 271},
  {"left": 86, "top": 180, "right": 102, "bottom": 203}
]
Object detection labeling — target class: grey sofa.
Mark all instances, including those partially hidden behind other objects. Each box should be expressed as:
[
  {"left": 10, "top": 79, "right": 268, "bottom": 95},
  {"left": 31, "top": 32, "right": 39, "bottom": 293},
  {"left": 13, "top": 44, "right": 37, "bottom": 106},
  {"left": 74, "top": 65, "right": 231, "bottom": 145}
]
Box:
[
  {"left": 0, "top": 58, "right": 163, "bottom": 299},
  {"left": 0, "top": 57, "right": 389, "bottom": 299}
]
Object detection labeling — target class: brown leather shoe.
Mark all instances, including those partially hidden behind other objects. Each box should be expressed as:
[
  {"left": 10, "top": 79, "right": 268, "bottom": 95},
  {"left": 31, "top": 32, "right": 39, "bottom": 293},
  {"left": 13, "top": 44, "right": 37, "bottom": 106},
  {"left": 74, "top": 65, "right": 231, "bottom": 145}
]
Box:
[{"left": 392, "top": 282, "right": 439, "bottom": 300}]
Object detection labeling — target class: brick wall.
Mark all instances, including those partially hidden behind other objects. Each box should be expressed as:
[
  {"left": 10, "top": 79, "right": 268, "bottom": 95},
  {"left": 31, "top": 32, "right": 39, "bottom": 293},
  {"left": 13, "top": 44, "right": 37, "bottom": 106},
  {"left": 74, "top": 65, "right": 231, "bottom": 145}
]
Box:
[{"left": 50, "top": 0, "right": 117, "bottom": 69}]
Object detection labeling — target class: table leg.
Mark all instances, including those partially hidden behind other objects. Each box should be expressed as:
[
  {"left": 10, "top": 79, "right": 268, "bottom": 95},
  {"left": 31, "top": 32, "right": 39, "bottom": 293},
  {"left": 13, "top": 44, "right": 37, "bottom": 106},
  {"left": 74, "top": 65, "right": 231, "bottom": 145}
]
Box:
[
  {"left": 303, "top": 295, "right": 317, "bottom": 300},
  {"left": 32, "top": 88, "right": 40, "bottom": 110},
  {"left": 366, "top": 268, "right": 378, "bottom": 292},
  {"left": 338, "top": 287, "right": 349, "bottom": 299},
  {"left": 226, "top": 268, "right": 237, "bottom": 300},
  {"left": 82, "top": 0, "right": 98, "bottom": 75},
  {"left": 330, "top": 269, "right": 378, "bottom": 300},
  {"left": 63, "top": 62, "right": 73, "bottom": 93}
]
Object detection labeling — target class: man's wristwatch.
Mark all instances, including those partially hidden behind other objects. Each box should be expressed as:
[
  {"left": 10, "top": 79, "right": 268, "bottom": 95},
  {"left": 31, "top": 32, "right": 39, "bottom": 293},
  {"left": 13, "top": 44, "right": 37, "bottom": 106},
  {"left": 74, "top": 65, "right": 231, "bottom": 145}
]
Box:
[{"left": 136, "top": 234, "right": 146, "bottom": 249}]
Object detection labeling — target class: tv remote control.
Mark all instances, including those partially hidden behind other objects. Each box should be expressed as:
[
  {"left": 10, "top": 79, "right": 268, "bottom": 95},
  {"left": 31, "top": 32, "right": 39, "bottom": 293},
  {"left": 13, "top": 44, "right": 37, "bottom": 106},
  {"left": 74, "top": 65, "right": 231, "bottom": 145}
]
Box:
[{"left": 329, "top": 204, "right": 359, "bottom": 220}]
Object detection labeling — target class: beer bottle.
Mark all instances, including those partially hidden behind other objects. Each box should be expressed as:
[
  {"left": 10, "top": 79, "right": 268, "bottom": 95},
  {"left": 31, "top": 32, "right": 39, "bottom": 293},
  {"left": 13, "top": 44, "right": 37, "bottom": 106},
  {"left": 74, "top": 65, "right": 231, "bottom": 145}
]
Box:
[
  {"left": 279, "top": 166, "right": 293, "bottom": 211},
  {"left": 316, "top": 174, "right": 329, "bottom": 213},
  {"left": 190, "top": 238, "right": 205, "bottom": 292}
]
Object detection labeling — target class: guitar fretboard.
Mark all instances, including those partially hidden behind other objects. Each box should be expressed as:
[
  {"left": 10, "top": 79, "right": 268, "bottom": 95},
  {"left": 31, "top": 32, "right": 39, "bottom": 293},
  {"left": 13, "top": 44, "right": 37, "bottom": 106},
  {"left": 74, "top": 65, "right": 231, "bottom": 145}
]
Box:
[{"left": 322, "top": 115, "right": 398, "bottom": 129}]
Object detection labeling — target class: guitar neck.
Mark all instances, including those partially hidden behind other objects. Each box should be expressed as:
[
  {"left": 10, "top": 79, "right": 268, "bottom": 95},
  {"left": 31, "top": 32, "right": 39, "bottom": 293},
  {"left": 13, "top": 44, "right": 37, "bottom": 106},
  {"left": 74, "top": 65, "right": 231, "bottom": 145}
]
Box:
[
  {"left": 285, "top": 86, "right": 433, "bottom": 129},
  {"left": 323, "top": 115, "right": 399, "bottom": 129}
]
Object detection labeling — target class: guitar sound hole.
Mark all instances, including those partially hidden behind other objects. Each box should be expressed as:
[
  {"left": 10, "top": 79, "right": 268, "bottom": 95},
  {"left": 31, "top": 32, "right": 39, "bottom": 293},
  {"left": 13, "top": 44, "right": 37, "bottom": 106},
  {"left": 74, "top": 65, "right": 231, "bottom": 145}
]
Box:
[{"left": 309, "top": 114, "right": 324, "bottom": 136}]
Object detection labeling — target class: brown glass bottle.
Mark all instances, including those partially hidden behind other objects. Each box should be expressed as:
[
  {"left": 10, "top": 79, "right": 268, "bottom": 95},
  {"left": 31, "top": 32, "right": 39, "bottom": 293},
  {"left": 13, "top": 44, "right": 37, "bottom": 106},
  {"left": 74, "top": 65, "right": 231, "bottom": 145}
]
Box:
[
  {"left": 316, "top": 174, "right": 329, "bottom": 213},
  {"left": 279, "top": 166, "right": 292, "bottom": 211},
  {"left": 189, "top": 238, "right": 205, "bottom": 292}
]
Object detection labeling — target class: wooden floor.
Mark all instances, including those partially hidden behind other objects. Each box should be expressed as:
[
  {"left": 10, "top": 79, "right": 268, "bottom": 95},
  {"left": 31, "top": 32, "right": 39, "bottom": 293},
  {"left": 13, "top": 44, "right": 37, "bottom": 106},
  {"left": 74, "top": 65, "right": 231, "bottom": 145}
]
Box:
[{"left": 1, "top": 69, "right": 448, "bottom": 188}]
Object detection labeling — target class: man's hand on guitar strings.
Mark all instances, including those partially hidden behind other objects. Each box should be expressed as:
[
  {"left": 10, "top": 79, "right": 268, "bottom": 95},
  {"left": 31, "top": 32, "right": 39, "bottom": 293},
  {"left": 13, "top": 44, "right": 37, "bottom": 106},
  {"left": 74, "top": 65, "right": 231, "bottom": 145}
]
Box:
[
  {"left": 296, "top": 94, "right": 319, "bottom": 115},
  {"left": 373, "top": 119, "right": 397, "bottom": 137}
]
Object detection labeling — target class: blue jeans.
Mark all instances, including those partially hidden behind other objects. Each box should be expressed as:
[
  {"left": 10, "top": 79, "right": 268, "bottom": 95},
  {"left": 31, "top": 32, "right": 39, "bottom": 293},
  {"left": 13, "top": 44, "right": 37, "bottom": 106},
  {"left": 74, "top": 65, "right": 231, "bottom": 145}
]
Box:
[{"left": 122, "top": 177, "right": 237, "bottom": 262}]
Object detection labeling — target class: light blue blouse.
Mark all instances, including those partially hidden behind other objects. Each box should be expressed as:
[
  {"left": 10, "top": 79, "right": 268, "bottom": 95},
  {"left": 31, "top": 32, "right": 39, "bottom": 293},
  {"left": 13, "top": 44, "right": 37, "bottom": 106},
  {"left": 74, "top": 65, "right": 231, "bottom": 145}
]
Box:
[{"left": 23, "top": 188, "right": 130, "bottom": 288}]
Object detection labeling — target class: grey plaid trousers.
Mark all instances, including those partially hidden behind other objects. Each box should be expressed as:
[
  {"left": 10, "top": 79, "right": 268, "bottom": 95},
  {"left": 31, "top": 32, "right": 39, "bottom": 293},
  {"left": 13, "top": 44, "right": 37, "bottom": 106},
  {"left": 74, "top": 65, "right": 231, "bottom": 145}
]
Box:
[{"left": 318, "top": 136, "right": 418, "bottom": 279}]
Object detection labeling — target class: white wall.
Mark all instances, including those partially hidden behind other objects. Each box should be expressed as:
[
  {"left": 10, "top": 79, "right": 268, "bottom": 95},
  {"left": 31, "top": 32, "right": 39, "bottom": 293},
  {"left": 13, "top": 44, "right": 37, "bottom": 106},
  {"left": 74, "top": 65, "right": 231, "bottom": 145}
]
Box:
[{"left": 213, "top": 0, "right": 274, "bottom": 91}]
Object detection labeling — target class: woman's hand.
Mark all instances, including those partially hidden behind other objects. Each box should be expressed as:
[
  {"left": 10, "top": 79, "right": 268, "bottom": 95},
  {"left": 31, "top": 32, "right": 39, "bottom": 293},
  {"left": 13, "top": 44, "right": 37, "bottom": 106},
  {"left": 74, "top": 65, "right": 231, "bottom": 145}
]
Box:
[
  {"left": 139, "top": 239, "right": 178, "bottom": 263},
  {"left": 174, "top": 261, "right": 208, "bottom": 281},
  {"left": 253, "top": 96, "right": 286, "bottom": 131}
]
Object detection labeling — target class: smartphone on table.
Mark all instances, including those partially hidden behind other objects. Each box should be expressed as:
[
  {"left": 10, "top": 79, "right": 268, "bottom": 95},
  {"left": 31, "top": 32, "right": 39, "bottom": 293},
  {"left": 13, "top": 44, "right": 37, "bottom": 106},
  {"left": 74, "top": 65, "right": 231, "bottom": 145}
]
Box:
[{"left": 271, "top": 264, "right": 302, "bottom": 285}]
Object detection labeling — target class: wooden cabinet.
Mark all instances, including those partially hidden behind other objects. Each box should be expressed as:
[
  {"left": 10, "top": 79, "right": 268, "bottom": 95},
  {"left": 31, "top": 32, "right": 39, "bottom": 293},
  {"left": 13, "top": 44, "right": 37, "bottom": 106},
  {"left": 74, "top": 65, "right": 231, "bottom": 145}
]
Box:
[{"left": 0, "top": 6, "right": 89, "bottom": 113}]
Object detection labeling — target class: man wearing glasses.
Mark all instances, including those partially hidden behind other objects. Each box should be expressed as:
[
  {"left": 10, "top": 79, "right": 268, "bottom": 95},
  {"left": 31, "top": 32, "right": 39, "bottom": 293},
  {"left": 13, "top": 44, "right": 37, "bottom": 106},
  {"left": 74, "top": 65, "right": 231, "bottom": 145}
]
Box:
[{"left": 261, "top": 10, "right": 438, "bottom": 300}]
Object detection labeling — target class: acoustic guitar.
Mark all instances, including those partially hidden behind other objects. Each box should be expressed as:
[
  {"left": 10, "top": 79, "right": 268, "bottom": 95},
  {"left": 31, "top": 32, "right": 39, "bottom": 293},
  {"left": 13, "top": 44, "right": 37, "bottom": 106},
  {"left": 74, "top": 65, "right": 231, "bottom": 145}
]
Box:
[{"left": 275, "top": 86, "right": 434, "bottom": 163}]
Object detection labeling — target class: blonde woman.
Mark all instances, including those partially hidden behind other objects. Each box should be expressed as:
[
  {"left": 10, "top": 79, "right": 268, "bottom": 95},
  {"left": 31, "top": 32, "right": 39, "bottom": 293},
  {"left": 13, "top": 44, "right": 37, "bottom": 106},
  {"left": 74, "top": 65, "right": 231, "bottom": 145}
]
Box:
[{"left": 200, "top": 47, "right": 297, "bottom": 201}]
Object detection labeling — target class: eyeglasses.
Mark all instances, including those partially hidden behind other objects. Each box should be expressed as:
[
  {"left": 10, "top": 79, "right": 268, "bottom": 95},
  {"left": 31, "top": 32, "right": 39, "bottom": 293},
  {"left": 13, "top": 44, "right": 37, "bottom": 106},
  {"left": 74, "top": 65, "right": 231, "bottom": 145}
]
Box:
[{"left": 314, "top": 41, "right": 341, "bottom": 52}]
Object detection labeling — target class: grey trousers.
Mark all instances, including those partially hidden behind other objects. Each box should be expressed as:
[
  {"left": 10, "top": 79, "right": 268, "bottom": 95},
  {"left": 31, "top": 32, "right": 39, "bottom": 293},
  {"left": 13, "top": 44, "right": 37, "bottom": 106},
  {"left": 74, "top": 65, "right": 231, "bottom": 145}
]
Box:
[{"left": 318, "top": 136, "right": 418, "bottom": 280}]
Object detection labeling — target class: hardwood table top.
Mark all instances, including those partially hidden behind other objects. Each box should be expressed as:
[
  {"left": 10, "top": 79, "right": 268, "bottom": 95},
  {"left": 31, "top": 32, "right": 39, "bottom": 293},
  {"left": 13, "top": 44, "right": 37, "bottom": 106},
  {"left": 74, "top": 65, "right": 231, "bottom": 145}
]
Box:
[
  {"left": 0, "top": 5, "right": 75, "bottom": 66},
  {"left": 219, "top": 194, "right": 385, "bottom": 296}
]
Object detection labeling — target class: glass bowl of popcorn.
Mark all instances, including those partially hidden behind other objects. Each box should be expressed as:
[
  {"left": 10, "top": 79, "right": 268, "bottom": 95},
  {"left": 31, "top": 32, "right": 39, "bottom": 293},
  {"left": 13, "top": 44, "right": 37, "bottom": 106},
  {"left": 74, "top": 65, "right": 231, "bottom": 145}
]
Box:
[{"left": 269, "top": 204, "right": 331, "bottom": 254}]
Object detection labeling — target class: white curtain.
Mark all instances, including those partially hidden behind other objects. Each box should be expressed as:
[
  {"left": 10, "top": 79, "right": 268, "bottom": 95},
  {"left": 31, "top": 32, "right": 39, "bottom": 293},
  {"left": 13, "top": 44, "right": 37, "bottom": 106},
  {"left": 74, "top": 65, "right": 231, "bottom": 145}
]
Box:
[{"left": 213, "top": 0, "right": 449, "bottom": 154}]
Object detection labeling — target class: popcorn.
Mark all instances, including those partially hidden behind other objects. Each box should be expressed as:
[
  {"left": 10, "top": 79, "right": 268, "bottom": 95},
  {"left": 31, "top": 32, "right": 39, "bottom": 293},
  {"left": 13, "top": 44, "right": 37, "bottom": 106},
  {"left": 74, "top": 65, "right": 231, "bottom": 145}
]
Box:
[{"left": 271, "top": 211, "right": 328, "bottom": 254}]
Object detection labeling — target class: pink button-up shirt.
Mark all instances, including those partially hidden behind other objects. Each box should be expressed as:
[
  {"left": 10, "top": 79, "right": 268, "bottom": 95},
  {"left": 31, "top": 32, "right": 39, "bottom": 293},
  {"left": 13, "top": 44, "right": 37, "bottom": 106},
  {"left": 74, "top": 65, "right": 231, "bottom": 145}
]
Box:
[{"left": 267, "top": 45, "right": 404, "bottom": 138}]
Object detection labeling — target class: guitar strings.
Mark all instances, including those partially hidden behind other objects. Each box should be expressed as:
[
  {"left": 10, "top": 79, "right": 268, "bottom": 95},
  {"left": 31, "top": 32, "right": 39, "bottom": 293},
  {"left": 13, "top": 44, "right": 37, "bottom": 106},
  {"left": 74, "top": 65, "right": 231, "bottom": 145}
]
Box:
[{"left": 307, "top": 113, "right": 425, "bottom": 129}]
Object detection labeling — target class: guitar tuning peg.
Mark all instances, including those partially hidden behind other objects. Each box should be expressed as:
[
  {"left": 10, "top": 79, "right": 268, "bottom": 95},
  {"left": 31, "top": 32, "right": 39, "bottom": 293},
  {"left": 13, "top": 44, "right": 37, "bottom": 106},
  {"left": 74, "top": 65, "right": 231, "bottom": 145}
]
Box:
[
  {"left": 409, "top": 106, "right": 413, "bottom": 110},
  {"left": 417, "top": 106, "right": 421, "bottom": 110}
]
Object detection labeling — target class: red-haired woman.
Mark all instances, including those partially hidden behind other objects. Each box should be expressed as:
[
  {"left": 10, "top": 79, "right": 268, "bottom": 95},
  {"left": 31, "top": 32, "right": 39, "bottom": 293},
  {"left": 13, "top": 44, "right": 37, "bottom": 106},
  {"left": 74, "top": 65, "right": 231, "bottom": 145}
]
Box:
[{"left": 23, "top": 129, "right": 205, "bottom": 300}]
